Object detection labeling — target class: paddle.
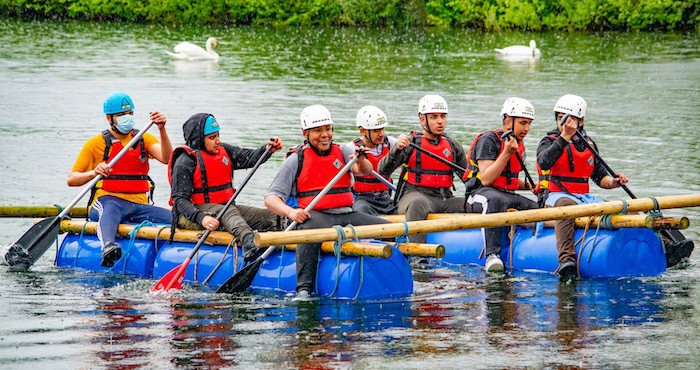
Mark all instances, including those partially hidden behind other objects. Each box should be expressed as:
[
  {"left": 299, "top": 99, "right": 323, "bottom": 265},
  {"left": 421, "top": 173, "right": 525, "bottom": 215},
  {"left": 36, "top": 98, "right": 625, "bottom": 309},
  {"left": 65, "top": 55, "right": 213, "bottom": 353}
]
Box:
[
  {"left": 151, "top": 142, "right": 274, "bottom": 293},
  {"left": 370, "top": 170, "right": 396, "bottom": 191},
  {"left": 408, "top": 141, "right": 467, "bottom": 173},
  {"left": 573, "top": 127, "right": 694, "bottom": 267},
  {"left": 3, "top": 121, "right": 156, "bottom": 271},
  {"left": 500, "top": 130, "right": 536, "bottom": 190},
  {"left": 215, "top": 152, "right": 362, "bottom": 293}
]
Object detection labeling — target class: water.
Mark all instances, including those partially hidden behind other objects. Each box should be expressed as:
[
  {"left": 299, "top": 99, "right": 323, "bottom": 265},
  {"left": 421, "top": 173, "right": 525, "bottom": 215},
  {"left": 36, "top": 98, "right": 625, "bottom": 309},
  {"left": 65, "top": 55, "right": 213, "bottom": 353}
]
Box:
[{"left": 1, "top": 19, "right": 699, "bottom": 368}]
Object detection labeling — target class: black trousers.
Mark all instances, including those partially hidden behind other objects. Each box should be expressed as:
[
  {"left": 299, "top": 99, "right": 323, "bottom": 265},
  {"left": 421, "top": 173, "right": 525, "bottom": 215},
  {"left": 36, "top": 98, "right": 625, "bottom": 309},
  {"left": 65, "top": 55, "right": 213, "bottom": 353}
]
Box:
[
  {"left": 466, "top": 187, "right": 537, "bottom": 256},
  {"left": 294, "top": 210, "right": 389, "bottom": 293}
]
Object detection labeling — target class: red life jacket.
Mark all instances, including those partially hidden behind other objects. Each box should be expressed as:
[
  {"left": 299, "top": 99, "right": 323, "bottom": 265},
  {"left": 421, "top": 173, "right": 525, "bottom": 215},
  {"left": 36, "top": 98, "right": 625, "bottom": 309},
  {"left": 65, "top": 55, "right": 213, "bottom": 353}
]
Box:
[
  {"left": 295, "top": 143, "right": 353, "bottom": 210},
  {"left": 406, "top": 132, "right": 455, "bottom": 188},
  {"left": 352, "top": 138, "right": 392, "bottom": 193},
  {"left": 167, "top": 145, "right": 234, "bottom": 205},
  {"left": 463, "top": 130, "right": 523, "bottom": 191},
  {"left": 537, "top": 136, "right": 594, "bottom": 194},
  {"left": 100, "top": 129, "right": 151, "bottom": 194}
]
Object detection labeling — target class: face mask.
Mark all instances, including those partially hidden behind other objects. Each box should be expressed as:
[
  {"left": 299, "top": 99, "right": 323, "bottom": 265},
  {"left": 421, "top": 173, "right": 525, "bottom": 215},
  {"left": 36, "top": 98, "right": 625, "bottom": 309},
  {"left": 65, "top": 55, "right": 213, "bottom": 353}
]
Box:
[{"left": 114, "top": 114, "right": 135, "bottom": 134}]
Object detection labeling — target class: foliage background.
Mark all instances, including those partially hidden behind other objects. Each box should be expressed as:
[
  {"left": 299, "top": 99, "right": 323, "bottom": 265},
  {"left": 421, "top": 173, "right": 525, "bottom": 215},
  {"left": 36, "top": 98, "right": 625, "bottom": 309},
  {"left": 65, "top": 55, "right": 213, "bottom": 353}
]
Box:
[{"left": 0, "top": 0, "right": 698, "bottom": 30}]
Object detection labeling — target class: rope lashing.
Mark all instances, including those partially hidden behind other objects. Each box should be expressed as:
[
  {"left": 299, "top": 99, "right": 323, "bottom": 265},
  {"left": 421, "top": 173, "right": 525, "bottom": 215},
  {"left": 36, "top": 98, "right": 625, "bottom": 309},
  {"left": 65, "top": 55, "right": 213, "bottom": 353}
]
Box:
[
  {"left": 202, "top": 237, "right": 235, "bottom": 285},
  {"left": 649, "top": 196, "right": 663, "bottom": 219},
  {"left": 586, "top": 200, "right": 628, "bottom": 263},
  {"left": 73, "top": 220, "right": 92, "bottom": 268},
  {"left": 53, "top": 204, "right": 66, "bottom": 218},
  {"left": 118, "top": 220, "right": 154, "bottom": 272}
]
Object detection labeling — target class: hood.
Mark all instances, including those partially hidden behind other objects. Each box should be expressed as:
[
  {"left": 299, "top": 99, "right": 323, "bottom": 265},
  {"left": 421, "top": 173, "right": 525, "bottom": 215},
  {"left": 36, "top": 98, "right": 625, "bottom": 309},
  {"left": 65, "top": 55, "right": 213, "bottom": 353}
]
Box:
[{"left": 182, "top": 113, "right": 213, "bottom": 150}]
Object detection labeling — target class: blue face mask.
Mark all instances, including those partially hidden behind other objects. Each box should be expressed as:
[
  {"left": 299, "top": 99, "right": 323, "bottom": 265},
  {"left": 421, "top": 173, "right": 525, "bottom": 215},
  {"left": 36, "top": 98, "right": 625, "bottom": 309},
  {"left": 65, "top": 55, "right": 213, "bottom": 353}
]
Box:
[{"left": 114, "top": 114, "right": 135, "bottom": 134}]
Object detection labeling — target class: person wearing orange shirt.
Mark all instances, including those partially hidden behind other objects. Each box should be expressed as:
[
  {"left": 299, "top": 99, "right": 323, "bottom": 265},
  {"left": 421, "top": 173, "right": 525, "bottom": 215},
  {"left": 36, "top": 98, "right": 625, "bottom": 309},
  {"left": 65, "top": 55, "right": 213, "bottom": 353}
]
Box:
[{"left": 67, "top": 92, "right": 173, "bottom": 268}]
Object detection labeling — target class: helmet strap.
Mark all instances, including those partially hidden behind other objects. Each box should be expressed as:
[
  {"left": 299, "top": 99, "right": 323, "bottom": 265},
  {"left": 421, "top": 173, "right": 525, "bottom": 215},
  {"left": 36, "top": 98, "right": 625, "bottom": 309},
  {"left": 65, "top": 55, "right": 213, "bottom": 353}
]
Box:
[
  {"left": 421, "top": 113, "right": 438, "bottom": 138},
  {"left": 364, "top": 130, "right": 382, "bottom": 147}
]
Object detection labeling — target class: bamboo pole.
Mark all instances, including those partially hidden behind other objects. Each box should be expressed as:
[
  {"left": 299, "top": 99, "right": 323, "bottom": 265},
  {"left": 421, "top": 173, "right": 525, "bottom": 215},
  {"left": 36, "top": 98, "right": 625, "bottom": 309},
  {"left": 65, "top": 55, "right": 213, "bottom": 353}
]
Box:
[
  {"left": 393, "top": 242, "right": 445, "bottom": 258},
  {"left": 383, "top": 213, "right": 689, "bottom": 230},
  {"left": 255, "top": 194, "right": 700, "bottom": 246},
  {"left": 0, "top": 205, "right": 89, "bottom": 218},
  {"left": 57, "top": 220, "right": 390, "bottom": 258},
  {"left": 284, "top": 241, "right": 392, "bottom": 258}
]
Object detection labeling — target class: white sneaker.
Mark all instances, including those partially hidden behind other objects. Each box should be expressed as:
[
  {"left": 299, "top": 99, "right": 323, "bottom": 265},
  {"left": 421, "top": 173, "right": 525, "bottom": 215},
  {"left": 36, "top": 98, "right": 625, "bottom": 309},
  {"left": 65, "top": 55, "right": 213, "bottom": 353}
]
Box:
[
  {"left": 292, "top": 289, "right": 312, "bottom": 301},
  {"left": 485, "top": 254, "right": 504, "bottom": 272}
]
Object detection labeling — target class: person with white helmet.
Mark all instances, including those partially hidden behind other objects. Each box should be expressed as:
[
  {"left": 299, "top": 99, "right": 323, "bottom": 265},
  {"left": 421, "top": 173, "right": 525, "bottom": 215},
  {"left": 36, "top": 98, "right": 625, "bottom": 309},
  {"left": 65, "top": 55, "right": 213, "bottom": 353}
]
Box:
[
  {"left": 264, "top": 104, "right": 389, "bottom": 298},
  {"left": 378, "top": 94, "right": 468, "bottom": 244},
  {"left": 169, "top": 113, "right": 283, "bottom": 263},
  {"left": 67, "top": 91, "right": 173, "bottom": 268},
  {"left": 464, "top": 97, "right": 538, "bottom": 273},
  {"left": 348, "top": 105, "right": 399, "bottom": 215},
  {"left": 536, "top": 94, "right": 628, "bottom": 281}
]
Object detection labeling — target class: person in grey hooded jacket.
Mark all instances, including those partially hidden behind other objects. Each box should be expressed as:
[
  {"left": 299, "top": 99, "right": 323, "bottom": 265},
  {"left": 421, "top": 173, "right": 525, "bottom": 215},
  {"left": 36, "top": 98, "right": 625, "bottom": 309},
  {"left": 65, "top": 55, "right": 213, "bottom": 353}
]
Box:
[{"left": 169, "top": 113, "right": 283, "bottom": 261}]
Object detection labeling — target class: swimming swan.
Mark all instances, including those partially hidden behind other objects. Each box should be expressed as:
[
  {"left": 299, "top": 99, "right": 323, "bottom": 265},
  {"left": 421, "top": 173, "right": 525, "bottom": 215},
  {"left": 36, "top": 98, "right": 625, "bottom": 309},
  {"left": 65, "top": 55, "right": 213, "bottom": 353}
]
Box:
[
  {"left": 166, "top": 37, "right": 220, "bottom": 62},
  {"left": 495, "top": 40, "right": 541, "bottom": 57}
]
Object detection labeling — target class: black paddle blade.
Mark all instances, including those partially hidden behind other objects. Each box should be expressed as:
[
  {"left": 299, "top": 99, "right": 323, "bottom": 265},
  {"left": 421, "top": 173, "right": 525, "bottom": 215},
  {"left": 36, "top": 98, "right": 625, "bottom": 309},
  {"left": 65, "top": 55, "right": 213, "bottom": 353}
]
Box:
[
  {"left": 4, "top": 217, "right": 61, "bottom": 271},
  {"left": 665, "top": 238, "right": 694, "bottom": 268},
  {"left": 215, "top": 258, "right": 264, "bottom": 293}
]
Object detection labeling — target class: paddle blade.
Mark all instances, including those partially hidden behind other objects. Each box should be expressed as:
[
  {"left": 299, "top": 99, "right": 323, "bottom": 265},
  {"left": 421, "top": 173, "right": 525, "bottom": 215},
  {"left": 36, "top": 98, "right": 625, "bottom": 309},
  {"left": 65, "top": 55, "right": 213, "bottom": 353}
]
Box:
[
  {"left": 663, "top": 230, "right": 694, "bottom": 268},
  {"left": 4, "top": 217, "right": 60, "bottom": 271},
  {"left": 215, "top": 258, "right": 263, "bottom": 293},
  {"left": 151, "top": 261, "right": 189, "bottom": 294}
]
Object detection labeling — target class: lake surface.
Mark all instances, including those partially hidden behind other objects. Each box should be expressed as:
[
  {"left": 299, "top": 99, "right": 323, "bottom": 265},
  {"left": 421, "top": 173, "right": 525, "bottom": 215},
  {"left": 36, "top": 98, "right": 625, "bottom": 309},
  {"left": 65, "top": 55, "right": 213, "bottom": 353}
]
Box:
[{"left": 1, "top": 19, "right": 699, "bottom": 368}]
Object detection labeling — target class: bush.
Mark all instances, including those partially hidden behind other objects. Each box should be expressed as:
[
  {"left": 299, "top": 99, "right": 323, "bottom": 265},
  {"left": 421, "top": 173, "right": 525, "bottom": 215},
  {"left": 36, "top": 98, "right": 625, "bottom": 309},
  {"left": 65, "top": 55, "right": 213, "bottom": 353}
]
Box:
[{"left": 1, "top": 0, "right": 697, "bottom": 30}]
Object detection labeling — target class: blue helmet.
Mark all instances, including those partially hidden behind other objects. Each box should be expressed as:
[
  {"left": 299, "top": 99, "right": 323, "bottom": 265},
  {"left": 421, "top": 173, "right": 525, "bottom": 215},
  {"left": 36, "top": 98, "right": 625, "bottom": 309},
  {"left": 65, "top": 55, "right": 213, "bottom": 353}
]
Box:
[{"left": 103, "top": 92, "right": 135, "bottom": 115}]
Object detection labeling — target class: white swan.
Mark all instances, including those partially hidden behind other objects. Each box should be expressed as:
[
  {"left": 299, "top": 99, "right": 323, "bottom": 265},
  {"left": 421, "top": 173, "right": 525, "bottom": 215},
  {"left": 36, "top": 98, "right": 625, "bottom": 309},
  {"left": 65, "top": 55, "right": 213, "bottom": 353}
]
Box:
[
  {"left": 166, "top": 37, "right": 220, "bottom": 62},
  {"left": 495, "top": 40, "right": 541, "bottom": 57}
]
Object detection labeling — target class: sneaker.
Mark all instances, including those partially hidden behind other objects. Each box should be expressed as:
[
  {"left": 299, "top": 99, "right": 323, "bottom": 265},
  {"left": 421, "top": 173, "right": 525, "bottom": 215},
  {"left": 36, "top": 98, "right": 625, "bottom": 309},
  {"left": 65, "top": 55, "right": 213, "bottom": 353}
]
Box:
[
  {"left": 485, "top": 254, "right": 504, "bottom": 273},
  {"left": 241, "top": 233, "right": 262, "bottom": 263},
  {"left": 292, "top": 289, "right": 312, "bottom": 301},
  {"left": 101, "top": 241, "right": 122, "bottom": 268},
  {"left": 558, "top": 260, "right": 577, "bottom": 282}
]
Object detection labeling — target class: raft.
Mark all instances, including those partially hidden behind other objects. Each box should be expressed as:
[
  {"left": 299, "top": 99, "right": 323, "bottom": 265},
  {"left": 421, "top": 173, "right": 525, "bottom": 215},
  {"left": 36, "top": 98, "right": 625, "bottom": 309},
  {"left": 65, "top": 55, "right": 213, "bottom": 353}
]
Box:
[
  {"left": 427, "top": 225, "right": 667, "bottom": 277},
  {"left": 56, "top": 231, "right": 414, "bottom": 300}
]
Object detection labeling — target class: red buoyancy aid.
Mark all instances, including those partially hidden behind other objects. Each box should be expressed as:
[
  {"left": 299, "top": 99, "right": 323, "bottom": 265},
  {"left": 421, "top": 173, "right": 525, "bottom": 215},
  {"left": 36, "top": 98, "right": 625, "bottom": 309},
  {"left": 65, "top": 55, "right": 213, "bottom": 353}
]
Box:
[
  {"left": 352, "top": 138, "right": 393, "bottom": 193},
  {"left": 168, "top": 145, "right": 234, "bottom": 205},
  {"left": 462, "top": 130, "right": 523, "bottom": 191},
  {"left": 537, "top": 136, "right": 594, "bottom": 194},
  {"left": 296, "top": 144, "right": 353, "bottom": 210},
  {"left": 406, "top": 133, "right": 455, "bottom": 188},
  {"left": 100, "top": 130, "right": 151, "bottom": 193}
]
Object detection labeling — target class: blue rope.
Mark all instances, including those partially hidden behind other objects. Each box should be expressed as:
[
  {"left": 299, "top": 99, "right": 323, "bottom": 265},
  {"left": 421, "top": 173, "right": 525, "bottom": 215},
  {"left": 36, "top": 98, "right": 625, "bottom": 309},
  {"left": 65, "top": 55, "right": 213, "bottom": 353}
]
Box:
[
  {"left": 327, "top": 225, "right": 353, "bottom": 298},
  {"left": 394, "top": 221, "right": 410, "bottom": 244},
  {"left": 587, "top": 200, "right": 627, "bottom": 262},
  {"left": 53, "top": 203, "right": 65, "bottom": 217},
  {"left": 74, "top": 221, "right": 91, "bottom": 268},
  {"left": 345, "top": 224, "right": 366, "bottom": 300},
  {"left": 115, "top": 220, "right": 154, "bottom": 273},
  {"left": 277, "top": 245, "right": 285, "bottom": 289},
  {"left": 649, "top": 196, "right": 663, "bottom": 218}
]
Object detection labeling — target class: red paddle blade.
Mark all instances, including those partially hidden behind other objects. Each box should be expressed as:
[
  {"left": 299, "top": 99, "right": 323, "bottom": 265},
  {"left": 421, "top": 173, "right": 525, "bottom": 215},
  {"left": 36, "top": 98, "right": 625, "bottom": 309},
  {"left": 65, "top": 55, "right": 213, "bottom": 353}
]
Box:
[{"left": 150, "top": 259, "right": 190, "bottom": 294}]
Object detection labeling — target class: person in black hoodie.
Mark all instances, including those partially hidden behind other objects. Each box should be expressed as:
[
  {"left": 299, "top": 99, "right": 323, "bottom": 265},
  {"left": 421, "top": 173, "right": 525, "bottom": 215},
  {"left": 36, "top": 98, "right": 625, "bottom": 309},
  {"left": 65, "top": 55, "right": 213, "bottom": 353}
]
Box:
[
  {"left": 169, "top": 113, "right": 283, "bottom": 262},
  {"left": 536, "top": 95, "right": 628, "bottom": 280}
]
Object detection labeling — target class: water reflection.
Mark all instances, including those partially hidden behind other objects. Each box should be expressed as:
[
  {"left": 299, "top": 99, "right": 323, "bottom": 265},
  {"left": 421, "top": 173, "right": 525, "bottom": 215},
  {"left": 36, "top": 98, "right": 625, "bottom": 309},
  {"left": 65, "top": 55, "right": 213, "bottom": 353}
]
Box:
[
  {"left": 478, "top": 273, "right": 665, "bottom": 332},
  {"left": 169, "top": 300, "right": 238, "bottom": 368},
  {"left": 95, "top": 296, "right": 153, "bottom": 368},
  {"left": 169, "top": 59, "right": 220, "bottom": 76}
]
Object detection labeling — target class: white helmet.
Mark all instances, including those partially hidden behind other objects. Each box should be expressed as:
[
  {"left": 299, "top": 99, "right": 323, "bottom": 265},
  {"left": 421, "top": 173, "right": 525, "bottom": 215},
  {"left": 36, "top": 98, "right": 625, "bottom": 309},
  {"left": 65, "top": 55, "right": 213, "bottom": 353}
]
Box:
[
  {"left": 300, "top": 104, "right": 333, "bottom": 130},
  {"left": 356, "top": 105, "right": 389, "bottom": 129},
  {"left": 500, "top": 97, "right": 535, "bottom": 120},
  {"left": 554, "top": 94, "right": 587, "bottom": 118},
  {"left": 418, "top": 95, "right": 449, "bottom": 115}
]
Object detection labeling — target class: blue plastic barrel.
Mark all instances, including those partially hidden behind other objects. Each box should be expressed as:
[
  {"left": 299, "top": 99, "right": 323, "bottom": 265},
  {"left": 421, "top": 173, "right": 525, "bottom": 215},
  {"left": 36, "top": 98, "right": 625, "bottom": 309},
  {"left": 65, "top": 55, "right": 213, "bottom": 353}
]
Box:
[
  {"left": 152, "top": 241, "right": 414, "bottom": 300},
  {"left": 428, "top": 226, "right": 666, "bottom": 277},
  {"left": 56, "top": 233, "right": 158, "bottom": 277}
]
